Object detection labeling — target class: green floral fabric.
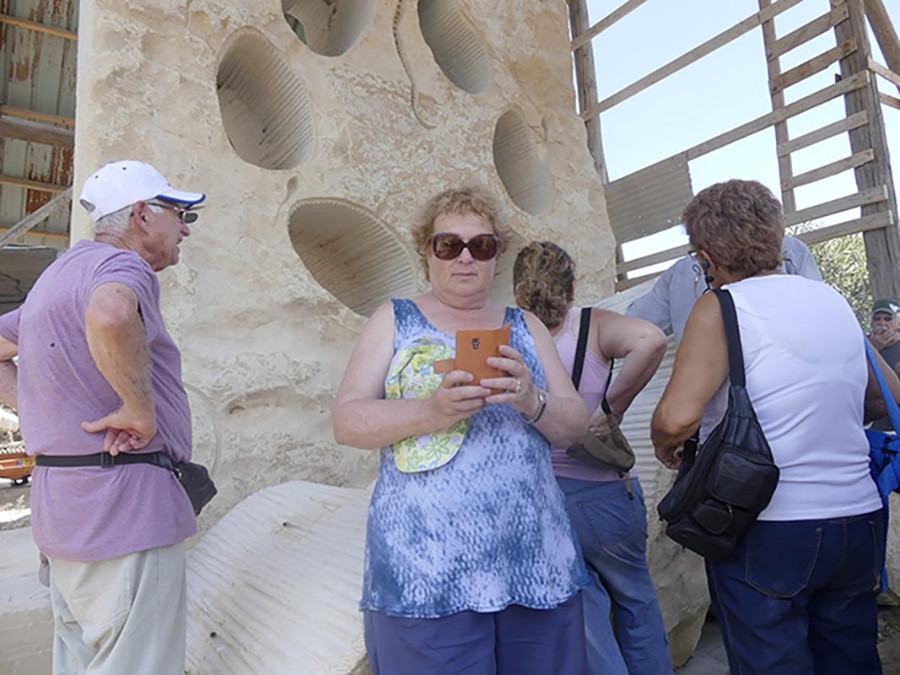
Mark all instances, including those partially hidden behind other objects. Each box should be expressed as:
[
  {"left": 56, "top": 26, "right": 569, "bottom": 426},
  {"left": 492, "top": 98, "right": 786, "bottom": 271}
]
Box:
[{"left": 385, "top": 337, "right": 469, "bottom": 473}]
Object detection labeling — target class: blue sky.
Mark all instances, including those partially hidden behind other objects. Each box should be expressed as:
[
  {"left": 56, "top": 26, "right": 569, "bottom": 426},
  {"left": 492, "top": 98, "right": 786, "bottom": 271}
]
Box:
[{"left": 582, "top": 0, "right": 900, "bottom": 267}]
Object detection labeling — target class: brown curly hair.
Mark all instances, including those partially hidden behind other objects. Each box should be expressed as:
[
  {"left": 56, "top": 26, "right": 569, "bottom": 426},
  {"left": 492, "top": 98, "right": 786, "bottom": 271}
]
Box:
[
  {"left": 412, "top": 186, "right": 511, "bottom": 279},
  {"left": 683, "top": 179, "right": 784, "bottom": 277},
  {"left": 512, "top": 241, "right": 575, "bottom": 329}
]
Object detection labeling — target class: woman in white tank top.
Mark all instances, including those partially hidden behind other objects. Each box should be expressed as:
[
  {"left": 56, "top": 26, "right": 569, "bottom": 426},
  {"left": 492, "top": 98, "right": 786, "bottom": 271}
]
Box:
[{"left": 652, "top": 179, "right": 900, "bottom": 675}]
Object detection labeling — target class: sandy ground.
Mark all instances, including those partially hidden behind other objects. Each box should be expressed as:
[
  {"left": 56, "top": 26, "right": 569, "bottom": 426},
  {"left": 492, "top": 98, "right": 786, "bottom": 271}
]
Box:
[{"left": 677, "top": 606, "right": 900, "bottom": 673}]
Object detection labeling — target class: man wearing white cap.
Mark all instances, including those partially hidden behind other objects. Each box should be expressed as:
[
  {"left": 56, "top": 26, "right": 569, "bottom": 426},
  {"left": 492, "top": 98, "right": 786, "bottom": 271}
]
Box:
[{"left": 0, "top": 160, "right": 204, "bottom": 674}]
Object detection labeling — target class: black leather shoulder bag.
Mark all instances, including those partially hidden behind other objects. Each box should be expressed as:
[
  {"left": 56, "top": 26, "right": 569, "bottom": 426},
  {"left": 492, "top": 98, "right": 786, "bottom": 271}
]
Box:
[{"left": 656, "top": 289, "right": 780, "bottom": 561}]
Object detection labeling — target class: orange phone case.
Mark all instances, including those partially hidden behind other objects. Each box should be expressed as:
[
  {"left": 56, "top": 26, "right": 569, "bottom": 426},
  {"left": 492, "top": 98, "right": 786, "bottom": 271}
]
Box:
[{"left": 433, "top": 323, "right": 512, "bottom": 387}]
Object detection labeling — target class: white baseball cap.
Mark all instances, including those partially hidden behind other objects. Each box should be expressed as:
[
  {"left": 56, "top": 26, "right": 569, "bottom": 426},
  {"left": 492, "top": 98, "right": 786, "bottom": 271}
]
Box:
[{"left": 79, "top": 160, "right": 205, "bottom": 222}]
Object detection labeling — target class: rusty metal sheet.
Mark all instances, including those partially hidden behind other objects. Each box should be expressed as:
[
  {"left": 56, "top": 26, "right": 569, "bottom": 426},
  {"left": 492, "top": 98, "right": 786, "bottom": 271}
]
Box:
[
  {"left": 0, "top": 0, "right": 77, "bottom": 242},
  {"left": 605, "top": 153, "right": 694, "bottom": 244},
  {"left": 0, "top": 244, "right": 58, "bottom": 313}
]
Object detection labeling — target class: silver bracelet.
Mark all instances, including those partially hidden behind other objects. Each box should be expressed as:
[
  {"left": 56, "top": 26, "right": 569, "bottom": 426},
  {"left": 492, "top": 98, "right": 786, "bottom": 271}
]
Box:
[{"left": 520, "top": 388, "right": 547, "bottom": 425}]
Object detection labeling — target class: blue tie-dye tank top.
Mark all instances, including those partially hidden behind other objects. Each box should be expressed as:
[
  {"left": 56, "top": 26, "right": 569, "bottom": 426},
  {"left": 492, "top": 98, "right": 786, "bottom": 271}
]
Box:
[{"left": 360, "top": 299, "right": 588, "bottom": 618}]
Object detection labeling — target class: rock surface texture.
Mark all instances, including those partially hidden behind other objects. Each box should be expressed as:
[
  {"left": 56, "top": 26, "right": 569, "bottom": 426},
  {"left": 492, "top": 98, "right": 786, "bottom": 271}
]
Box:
[{"left": 71, "top": 0, "right": 614, "bottom": 529}]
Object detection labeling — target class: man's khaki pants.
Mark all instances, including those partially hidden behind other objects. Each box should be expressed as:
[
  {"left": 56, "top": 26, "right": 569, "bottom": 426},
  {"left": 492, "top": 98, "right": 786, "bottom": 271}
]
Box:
[{"left": 48, "top": 542, "right": 186, "bottom": 675}]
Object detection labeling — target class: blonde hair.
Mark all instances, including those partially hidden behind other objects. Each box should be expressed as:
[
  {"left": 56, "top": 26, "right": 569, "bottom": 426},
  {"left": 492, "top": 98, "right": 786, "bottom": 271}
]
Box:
[
  {"left": 411, "top": 186, "right": 511, "bottom": 278},
  {"left": 513, "top": 241, "right": 575, "bottom": 329},
  {"left": 683, "top": 179, "right": 784, "bottom": 277}
]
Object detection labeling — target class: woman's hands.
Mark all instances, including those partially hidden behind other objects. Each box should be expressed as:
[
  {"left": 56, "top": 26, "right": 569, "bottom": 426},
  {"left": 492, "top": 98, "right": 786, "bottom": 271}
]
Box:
[
  {"left": 587, "top": 408, "right": 621, "bottom": 436},
  {"left": 428, "top": 370, "right": 491, "bottom": 427},
  {"left": 481, "top": 344, "right": 542, "bottom": 419},
  {"left": 431, "top": 344, "right": 540, "bottom": 425}
]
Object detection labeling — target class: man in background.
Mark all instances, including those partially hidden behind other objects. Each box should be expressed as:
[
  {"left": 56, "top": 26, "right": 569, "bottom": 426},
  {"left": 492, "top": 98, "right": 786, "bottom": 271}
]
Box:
[
  {"left": 870, "top": 298, "right": 900, "bottom": 432},
  {"left": 626, "top": 235, "right": 821, "bottom": 344}
]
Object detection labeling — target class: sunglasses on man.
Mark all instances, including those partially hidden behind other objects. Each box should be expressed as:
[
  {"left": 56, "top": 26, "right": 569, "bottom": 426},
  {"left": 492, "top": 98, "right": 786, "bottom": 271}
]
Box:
[
  {"left": 431, "top": 233, "right": 500, "bottom": 261},
  {"left": 149, "top": 200, "right": 200, "bottom": 224}
]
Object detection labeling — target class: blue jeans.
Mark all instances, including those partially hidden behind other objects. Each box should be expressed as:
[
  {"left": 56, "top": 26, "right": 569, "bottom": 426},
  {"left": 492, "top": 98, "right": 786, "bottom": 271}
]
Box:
[
  {"left": 707, "top": 509, "right": 885, "bottom": 675},
  {"left": 363, "top": 594, "right": 586, "bottom": 675},
  {"left": 557, "top": 477, "right": 673, "bottom": 675}
]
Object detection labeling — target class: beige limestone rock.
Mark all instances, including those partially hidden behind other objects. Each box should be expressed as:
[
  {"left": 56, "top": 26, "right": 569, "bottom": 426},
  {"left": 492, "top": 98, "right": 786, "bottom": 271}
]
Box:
[
  {"left": 185, "top": 481, "right": 370, "bottom": 674},
  {"left": 71, "top": 0, "right": 613, "bottom": 539},
  {"left": 888, "top": 493, "right": 899, "bottom": 589}
]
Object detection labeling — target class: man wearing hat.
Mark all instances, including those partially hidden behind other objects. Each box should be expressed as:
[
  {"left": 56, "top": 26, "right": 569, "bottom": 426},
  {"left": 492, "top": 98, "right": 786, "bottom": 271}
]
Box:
[
  {"left": 871, "top": 298, "right": 900, "bottom": 431},
  {"left": 0, "top": 160, "right": 204, "bottom": 673}
]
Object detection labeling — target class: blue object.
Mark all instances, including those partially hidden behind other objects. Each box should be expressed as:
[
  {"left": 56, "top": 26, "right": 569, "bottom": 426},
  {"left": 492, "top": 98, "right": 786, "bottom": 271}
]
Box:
[
  {"left": 363, "top": 595, "right": 587, "bottom": 675},
  {"left": 865, "top": 340, "right": 900, "bottom": 497},
  {"left": 864, "top": 339, "right": 900, "bottom": 592}
]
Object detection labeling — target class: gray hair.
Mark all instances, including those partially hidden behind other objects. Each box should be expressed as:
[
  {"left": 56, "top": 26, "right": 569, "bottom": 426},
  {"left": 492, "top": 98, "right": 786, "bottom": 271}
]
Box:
[{"left": 93, "top": 202, "right": 162, "bottom": 236}]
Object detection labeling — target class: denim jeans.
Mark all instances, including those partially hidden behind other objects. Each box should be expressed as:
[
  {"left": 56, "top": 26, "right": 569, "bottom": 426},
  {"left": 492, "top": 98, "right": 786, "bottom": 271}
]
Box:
[
  {"left": 707, "top": 509, "right": 885, "bottom": 675},
  {"left": 557, "top": 477, "right": 673, "bottom": 675},
  {"left": 364, "top": 594, "right": 586, "bottom": 675}
]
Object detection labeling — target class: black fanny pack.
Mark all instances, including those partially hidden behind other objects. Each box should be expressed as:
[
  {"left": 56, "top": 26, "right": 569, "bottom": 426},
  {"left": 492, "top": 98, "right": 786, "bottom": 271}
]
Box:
[{"left": 35, "top": 451, "right": 217, "bottom": 516}]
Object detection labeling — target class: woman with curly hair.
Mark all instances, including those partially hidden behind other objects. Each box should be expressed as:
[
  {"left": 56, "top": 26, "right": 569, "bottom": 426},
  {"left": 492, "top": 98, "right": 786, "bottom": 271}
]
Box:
[
  {"left": 652, "top": 179, "right": 900, "bottom": 674},
  {"left": 333, "top": 187, "right": 590, "bottom": 675},
  {"left": 514, "top": 241, "right": 672, "bottom": 675}
]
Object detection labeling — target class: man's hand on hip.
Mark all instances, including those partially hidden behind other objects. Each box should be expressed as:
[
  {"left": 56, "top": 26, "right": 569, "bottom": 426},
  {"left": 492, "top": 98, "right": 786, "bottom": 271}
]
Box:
[{"left": 82, "top": 404, "right": 157, "bottom": 455}]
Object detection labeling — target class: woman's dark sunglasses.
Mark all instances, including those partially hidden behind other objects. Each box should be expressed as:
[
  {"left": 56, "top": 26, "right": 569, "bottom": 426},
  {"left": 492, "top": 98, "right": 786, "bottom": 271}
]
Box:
[{"left": 431, "top": 233, "right": 500, "bottom": 261}]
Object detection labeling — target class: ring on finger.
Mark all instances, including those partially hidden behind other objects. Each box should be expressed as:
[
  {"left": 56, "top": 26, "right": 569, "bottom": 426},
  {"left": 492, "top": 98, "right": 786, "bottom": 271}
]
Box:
[{"left": 514, "top": 379, "right": 522, "bottom": 394}]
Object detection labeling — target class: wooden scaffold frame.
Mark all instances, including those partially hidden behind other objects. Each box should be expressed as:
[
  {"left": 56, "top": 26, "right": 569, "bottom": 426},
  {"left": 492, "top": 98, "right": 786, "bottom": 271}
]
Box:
[{"left": 567, "top": 0, "right": 900, "bottom": 298}]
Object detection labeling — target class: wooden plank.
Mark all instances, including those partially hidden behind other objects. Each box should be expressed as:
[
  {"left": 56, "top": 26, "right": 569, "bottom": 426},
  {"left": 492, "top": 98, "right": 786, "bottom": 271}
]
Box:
[
  {"left": 616, "top": 243, "right": 690, "bottom": 275},
  {"left": 615, "top": 273, "right": 658, "bottom": 292},
  {"left": 784, "top": 148, "right": 875, "bottom": 189},
  {"left": 605, "top": 154, "right": 693, "bottom": 243},
  {"left": 783, "top": 185, "right": 887, "bottom": 226},
  {"left": 685, "top": 70, "right": 870, "bottom": 161},
  {"left": 770, "top": 38, "right": 857, "bottom": 94},
  {"left": 835, "top": 0, "right": 900, "bottom": 300},
  {"left": 869, "top": 59, "right": 900, "bottom": 89},
  {"left": 0, "top": 13, "right": 77, "bottom": 40},
  {"left": 567, "top": 0, "right": 608, "bottom": 181},
  {"left": 881, "top": 92, "right": 900, "bottom": 110},
  {"left": 0, "top": 227, "right": 68, "bottom": 242},
  {"left": 0, "top": 106, "right": 75, "bottom": 128},
  {"left": 0, "top": 188, "right": 72, "bottom": 249},
  {"left": 864, "top": 0, "right": 900, "bottom": 92},
  {"left": 768, "top": 4, "right": 848, "bottom": 59},
  {"left": 760, "top": 0, "right": 797, "bottom": 213},
  {"left": 571, "top": 0, "right": 647, "bottom": 51},
  {"left": 794, "top": 210, "right": 893, "bottom": 246},
  {"left": 580, "top": 0, "right": 803, "bottom": 120},
  {"left": 777, "top": 110, "right": 868, "bottom": 156},
  {"left": 0, "top": 175, "right": 68, "bottom": 194},
  {"left": 0, "top": 116, "right": 75, "bottom": 148}
]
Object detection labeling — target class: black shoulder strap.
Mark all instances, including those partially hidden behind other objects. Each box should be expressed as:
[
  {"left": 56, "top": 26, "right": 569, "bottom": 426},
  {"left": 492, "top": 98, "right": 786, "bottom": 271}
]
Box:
[
  {"left": 712, "top": 289, "right": 745, "bottom": 387},
  {"left": 571, "top": 307, "right": 592, "bottom": 391},
  {"left": 600, "top": 360, "right": 615, "bottom": 415}
]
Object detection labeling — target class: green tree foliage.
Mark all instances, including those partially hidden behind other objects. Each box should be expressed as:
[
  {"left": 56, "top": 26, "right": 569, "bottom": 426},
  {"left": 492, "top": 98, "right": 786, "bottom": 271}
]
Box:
[{"left": 808, "top": 232, "right": 873, "bottom": 329}]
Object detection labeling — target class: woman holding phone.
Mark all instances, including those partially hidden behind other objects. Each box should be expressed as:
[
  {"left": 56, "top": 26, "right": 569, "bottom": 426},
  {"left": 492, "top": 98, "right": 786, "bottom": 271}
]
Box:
[{"left": 332, "top": 186, "right": 589, "bottom": 675}]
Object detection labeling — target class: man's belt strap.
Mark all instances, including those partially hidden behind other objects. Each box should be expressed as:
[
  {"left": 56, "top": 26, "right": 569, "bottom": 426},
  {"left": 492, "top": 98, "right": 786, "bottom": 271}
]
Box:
[{"left": 36, "top": 452, "right": 175, "bottom": 471}]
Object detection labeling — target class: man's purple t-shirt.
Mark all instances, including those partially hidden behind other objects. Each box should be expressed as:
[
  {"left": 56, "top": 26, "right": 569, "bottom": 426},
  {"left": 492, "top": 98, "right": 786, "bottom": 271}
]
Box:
[{"left": 0, "top": 239, "right": 196, "bottom": 562}]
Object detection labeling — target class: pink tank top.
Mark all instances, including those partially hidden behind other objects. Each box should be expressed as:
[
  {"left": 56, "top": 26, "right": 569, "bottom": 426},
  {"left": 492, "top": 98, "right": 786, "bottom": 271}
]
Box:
[{"left": 551, "top": 306, "right": 626, "bottom": 482}]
